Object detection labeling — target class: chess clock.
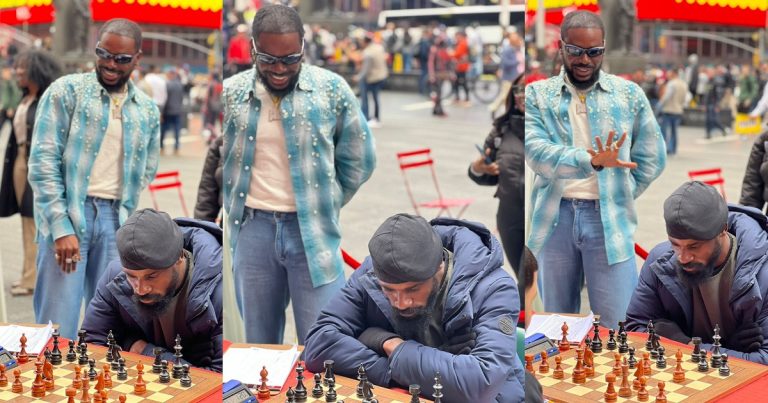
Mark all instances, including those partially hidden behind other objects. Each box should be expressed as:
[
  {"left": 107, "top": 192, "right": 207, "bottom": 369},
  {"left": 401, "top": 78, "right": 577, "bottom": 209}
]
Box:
[
  {"left": 223, "top": 379, "right": 257, "bottom": 403},
  {"left": 0, "top": 346, "right": 17, "bottom": 370},
  {"left": 525, "top": 333, "right": 559, "bottom": 362}
]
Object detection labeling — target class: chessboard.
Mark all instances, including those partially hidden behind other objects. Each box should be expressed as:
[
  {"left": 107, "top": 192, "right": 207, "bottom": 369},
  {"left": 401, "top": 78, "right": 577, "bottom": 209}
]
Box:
[
  {"left": 535, "top": 330, "right": 768, "bottom": 403},
  {"left": 265, "top": 373, "right": 415, "bottom": 403},
  {"left": 0, "top": 335, "right": 220, "bottom": 402}
]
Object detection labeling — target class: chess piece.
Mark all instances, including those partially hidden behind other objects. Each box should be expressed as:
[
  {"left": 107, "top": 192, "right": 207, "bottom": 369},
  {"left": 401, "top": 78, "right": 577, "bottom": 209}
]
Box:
[
  {"left": 691, "top": 337, "right": 702, "bottom": 363},
  {"left": 312, "top": 373, "right": 324, "bottom": 398},
  {"left": 111, "top": 344, "right": 122, "bottom": 371},
  {"left": 78, "top": 329, "right": 87, "bottom": 347},
  {"left": 66, "top": 387, "right": 77, "bottom": 403},
  {"left": 0, "top": 364, "right": 6, "bottom": 387},
  {"left": 356, "top": 363, "right": 367, "bottom": 398},
  {"left": 94, "top": 371, "right": 105, "bottom": 398},
  {"left": 673, "top": 350, "right": 685, "bottom": 383},
  {"left": 618, "top": 321, "right": 626, "bottom": 337},
  {"left": 259, "top": 366, "right": 271, "bottom": 398},
  {"left": 103, "top": 364, "right": 113, "bottom": 388},
  {"left": 698, "top": 350, "right": 709, "bottom": 372},
  {"left": 51, "top": 329, "right": 63, "bottom": 365},
  {"left": 618, "top": 360, "right": 632, "bottom": 398},
  {"left": 656, "top": 346, "right": 666, "bottom": 369},
  {"left": 119, "top": 395, "right": 127, "bottom": 403},
  {"left": 656, "top": 381, "right": 668, "bottom": 403},
  {"left": 88, "top": 358, "right": 97, "bottom": 380},
  {"left": 78, "top": 342, "right": 88, "bottom": 365},
  {"left": 607, "top": 329, "right": 617, "bottom": 351},
  {"left": 323, "top": 359, "right": 335, "bottom": 387},
  {"left": 720, "top": 353, "right": 731, "bottom": 376},
  {"left": 106, "top": 330, "right": 115, "bottom": 362},
  {"left": 618, "top": 331, "right": 629, "bottom": 354},
  {"left": 44, "top": 359, "right": 54, "bottom": 391},
  {"left": 159, "top": 360, "right": 171, "bottom": 384},
  {"left": 134, "top": 361, "right": 146, "bottom": 394},
  {"left": 17, "top": 333, "right": 28, "bottom": 364},
  {"left": 628, "top": 346, "right": 637, "bottom": 368},
  {"left": 362, "top": 380, "right": 376, "bottom": 403},
  {"left": 553, "top": 356, "right": 564, "bottom": 379},
  {"left": 181, "top": 364, "right": 192, "bottom": 387},
  {"left": 73, "top": 364, "right": 83, "bottom": 389},
  {"left": 646, "top": 320, "right": 655, "bottom": 350},
  {"left": 293, "top": 361, "right": 307, "bottom": 400},
  {"left": 604, "top": 373, "right": 618, "bottom": 403},
  {"left": 572, "top": 348, "right": 586, "bottom": 384},
  {"left": 11, "top": 369, "right": 21, "bottom": 393},
  {"left": 637, "top": 376, "right": 649, "bottom": 402},
  {"left": 643, "top": 352, "right": 652, "bottom": 377},
  {"left": 539, "top": 350, "right": 550, "bottom": 373},
  {"left": 432, "top": 372, "right": 443, "bottom": 403},
  {"left": 326, "top": 378, "right": 337, "bottom": 402},
  {"left": 613, "top": 352, "right": 622, "bottom": 376},
  {"left": 559, "top": 322, "right": 570, "bottom": 351},
  {"left": 32, "top": 359, "right": 45, "bottom": 398},
  {"left": 711, "top": 325, "right": 723, "bottom": 368},
  {"left": 117, "top": 358, "right": 128, "bottom": 381},
  {"left": 409, "top": 384, "right": 420, "bottom": 403},
  {"left": 584, "top": 347, "right": 595, "bottom": 378},
  {"left": 67, "top": 339, "right": 77, "bottom": 362},
  {"left": 633, "top": 363, "right": 643, "bottom": 391},
  {"left": 286, "top": 387, "right": 296, "bottom": 403},
  {"left": 591, "top": 320, "right": 603, "bottom": 353},
  {"left": 153, "top": 347, "right": 163, "bottom": 374},
  {"left": 524, "top": 354, "right": 534, "bottom": 374}
]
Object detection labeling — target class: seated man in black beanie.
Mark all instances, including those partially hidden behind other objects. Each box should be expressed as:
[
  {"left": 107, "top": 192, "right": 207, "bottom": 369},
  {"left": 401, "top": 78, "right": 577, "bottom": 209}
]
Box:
[
  {"left": 304, "top": 213, "right": 525, "bottom": 402},
  {"left": 626, "top": 181, "right": 768, "bottom": 364},
  {"left": 82, "top": 208, "right": 223, "bottom": 372}
]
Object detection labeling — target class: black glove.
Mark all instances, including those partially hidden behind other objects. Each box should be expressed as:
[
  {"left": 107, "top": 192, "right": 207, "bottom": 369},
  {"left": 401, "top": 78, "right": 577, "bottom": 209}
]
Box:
[
  {"left": 439, "top": 331, "right": 477, "bottom": 355},
  {"left": 727, "top": 322, "right": 764, "bottom": 353},
  {"left": 358, "top": 327, "right": 400, "bottom": 356},
  {"left": 653, "top": 319, "right": 691, "bottom": 345}
]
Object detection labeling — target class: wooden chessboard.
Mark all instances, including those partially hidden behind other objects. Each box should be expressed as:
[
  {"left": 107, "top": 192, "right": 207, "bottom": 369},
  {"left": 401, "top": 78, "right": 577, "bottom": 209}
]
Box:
[
  {"left": 261, "top": 374, "right": 415, "bottom": 402},
  {"left": 536, "top": 332, "right": 768, "bottom": 403},
  {"left": 0, "top": 342, "right": 220, "bottom": 403}
]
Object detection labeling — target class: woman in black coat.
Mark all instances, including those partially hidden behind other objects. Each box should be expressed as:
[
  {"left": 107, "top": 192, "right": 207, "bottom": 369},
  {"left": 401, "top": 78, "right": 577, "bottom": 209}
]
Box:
[
  {"left": 468, "top": 73, "right": 525, "bottom": 303},
  {"left": 0, "top": 50, "right": 62, "bottom": 296},
  {"left": 740, "top": 130, "right": 768, "bottom": 212},
  {"left": 194, "top": 135, "right": 223, "bottom": 224}
]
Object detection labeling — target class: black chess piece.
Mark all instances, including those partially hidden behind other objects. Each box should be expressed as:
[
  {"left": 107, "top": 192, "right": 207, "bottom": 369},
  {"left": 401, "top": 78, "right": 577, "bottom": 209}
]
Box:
[
  {"left": 409, "top": 384, "right": 421, "bottom": 403},
  {"left": 44, "top": 347, "right": 51, "bottom": 362},
  {"left": 711, "top": 325, "right": 723, "bottom": 369},
  {"left": 356, "top": 363, "right": 367, "bottom": 398},
  {"left": 50, "top": 329, "right": 62, "bottom": 365},
  {"left": 180, "top": 364, "right": 192, "bottom": 387},
  {"left": 627, "top": 346, "right": 637, "bottom": 369},
  {"left": 294, "top": 361, "right": 307, "bottom": 400},
  {"left": 691, "top": 337, "right": 702, "bottom": 363},
  {"left": 432, "top": 372, "right": 443, "bottom": 403},
  {"left": 607, "top": 329, "right": 617, "bottom": 351},
  {"left": 646, "top": 320, "right": 655, "bottom": 350},
  {"left": 88, "top": 358, "right": 97, "bottom": 380},
  {"left": 361, "top": 380, "right": 376, "bottom": 403},
  {"left": 152, "top": 348, "right": 163, "bottom": 374},
  {"left": 656, "top": 346, "right": 667, "bottom": 369},
  {"left": 618, "top": 320, "right": 626, "bottom": 337},
  {"left": 66, "top": 339, "right": 76, "bottom": 362},
  {"left": 111, "top": 344, "right": 121, "bottom": 371},
  {"left": 312, "top": 373, "right": 324, "bottom": 398},
  {"left": 326, "top": 378, "right": 337, "bottom": 402},
  {"left": 650, "top": 333, "right": 660, "bottom": 359},
  {"left": 719, "top": 354, "right": 731, "bottom": 376},
  {"left": 159, "top": 360, "right": 171, "bottom": 384},
  {"left": 584, "top": 336, "right": 592, "bottom": 352},
  {"left": 77, "top": 329, "right": 87, "bottom": 347},
  {"left": 286, "top": 387, "right": 296, "bottom": 403},
  {"left": 698, "top": 350, "right": 709, "bottom": 372},
  {"left": 173, "top": 336, "right": 183, "bottom": 379},
  {"left": 618, "top": 331, "right": 629, "bottom": 354},
  {"left": 117, "top": 358, "right": 128, "bottom": 381},
  {"left": 78, "top": 342, "right": 88, "bottom": 365},
  {"left": 591, "top": 320, "right": 603, "bottom": 353},
  {"left": 323, "top": 360, "right": 335, "bottom": 387}
]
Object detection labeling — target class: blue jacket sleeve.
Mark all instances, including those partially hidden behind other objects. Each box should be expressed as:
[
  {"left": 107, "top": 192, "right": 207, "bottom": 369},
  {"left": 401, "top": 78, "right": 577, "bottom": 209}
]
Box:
[{"left": 625, "top": 249, "right": 670, "bottom": 333}]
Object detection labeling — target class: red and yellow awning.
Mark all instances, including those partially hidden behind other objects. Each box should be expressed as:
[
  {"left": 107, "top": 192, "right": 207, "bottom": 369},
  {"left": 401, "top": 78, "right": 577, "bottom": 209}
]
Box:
[
  {"left": 525, "top": 0, "right": 599, "bottom": 26},
  {"left": 0, "top": 0, "right": 53, "bottom": 25},
  {"left": 637, "top": 0, "right": 768, "bottom": 28}
]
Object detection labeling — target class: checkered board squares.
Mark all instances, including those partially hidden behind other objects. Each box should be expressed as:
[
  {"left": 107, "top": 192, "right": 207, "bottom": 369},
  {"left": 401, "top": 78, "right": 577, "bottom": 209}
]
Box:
[
  {"left": 267, "top": 374, "right": 412, "bottom": 402},
  {"left": 0, "top": 343, "right": 220, "bottom": 402},
  {"left": 537, "top": 332, "right": 768, "bottom": 402}
]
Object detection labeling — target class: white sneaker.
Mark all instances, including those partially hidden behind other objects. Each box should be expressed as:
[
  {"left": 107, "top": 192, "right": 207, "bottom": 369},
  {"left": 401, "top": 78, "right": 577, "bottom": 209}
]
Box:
[{"left": 367, "top": 118, "right": 382, "bottom": 128}]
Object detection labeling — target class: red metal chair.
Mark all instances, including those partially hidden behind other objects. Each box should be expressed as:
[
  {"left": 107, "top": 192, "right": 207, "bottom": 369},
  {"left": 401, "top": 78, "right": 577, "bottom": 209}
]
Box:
[
  {"left": 148, "top": 170, "right": 190, "bottom": 217},
  {"left": 688, "top": 168, "right": 726, "bottom": 200},
  {"left": 635, "top": 243, "right": 649, "bottom": 261},
  {"left": 396, "top": 148, "right": 474, "bottom": 219},
  {"left": 341, "top": 249, "right": 361, "bottom": 270}
]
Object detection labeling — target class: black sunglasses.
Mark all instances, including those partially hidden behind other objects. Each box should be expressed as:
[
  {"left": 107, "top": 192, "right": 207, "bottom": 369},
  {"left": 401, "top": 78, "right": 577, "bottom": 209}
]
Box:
[
  {"left": 561, "top": 42, "right": 606, "bottom": 58},
  {"left": 512, "top": 85, "right": 525, "bottom": 95},
  {"left": 251, "top": 38, "right": 304, "bottom": 65},
  {"left": 95, "top": 42, "right": 139, "bottom": 64}
]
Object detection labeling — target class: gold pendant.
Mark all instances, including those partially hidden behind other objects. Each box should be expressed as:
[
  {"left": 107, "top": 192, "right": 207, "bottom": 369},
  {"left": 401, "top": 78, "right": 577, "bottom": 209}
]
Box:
[{"left": 113, "top": 105, "right": 122, "bottom": 120}]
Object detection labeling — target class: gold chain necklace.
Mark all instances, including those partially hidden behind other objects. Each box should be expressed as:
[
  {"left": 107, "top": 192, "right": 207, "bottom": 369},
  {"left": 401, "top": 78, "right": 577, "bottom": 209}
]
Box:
[
  {"left": 111, "top": 88, "right": 127, "bottom": 120},
  {"left": 268, "top": 94, "right": 282, "bottom": 122}
]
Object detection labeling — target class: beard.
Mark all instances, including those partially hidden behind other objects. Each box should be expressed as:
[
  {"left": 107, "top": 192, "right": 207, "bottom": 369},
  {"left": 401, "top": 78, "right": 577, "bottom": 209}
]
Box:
[
  {"left": 564, "top": 57, "right": 602, "bottom": 90},
  {"left": 674, "top": 239, "right": 724, "bottom": 288},
  {"left": 256, "top": 65, "right": 301, "bottom": 98},
  {"left": 390, "top": 278, "right": 441, "bottom": 343},
  {"left": 132, "top": 269, "right": 180, "bottom": 316},
  {"left": 96, "top": 66, "right": 131, "bottom": 93}
]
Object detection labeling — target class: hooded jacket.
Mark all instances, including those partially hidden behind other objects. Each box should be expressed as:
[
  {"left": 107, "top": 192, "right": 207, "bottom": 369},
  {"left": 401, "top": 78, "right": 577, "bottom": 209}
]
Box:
[
  {"left": 304, "top": 218, "right": 524, "bottom": 403},
  {"left": 82, "top": 218, "right": 223, "bottom": 372},
  {"left": 625, "top": 205, "right": 768, "bottom": 364}
]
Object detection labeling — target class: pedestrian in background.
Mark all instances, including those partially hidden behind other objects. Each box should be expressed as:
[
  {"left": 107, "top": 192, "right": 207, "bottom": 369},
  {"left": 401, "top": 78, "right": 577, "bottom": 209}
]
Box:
[
  {"left": 355, "top": 35, "right": 388, "bottom": 128},
  {"left": 161, "top": 67, "right": 185, "bottom": 154}
]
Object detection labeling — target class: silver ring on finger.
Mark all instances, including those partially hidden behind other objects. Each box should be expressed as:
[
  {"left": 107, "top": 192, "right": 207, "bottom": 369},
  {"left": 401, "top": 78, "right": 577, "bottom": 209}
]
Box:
[{"left": 65, "top": 258, "right": 73, "bottom": 264}]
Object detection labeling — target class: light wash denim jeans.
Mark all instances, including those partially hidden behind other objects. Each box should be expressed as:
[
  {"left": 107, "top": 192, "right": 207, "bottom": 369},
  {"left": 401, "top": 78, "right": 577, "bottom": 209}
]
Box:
[
  {"left": 34, "top": 197, "right": 120, "bottom": 339},
  {"left": 233, "top": 208, "right": 346, "bottom": 344},
  {"left": 661, "top": 113, "right": 681, "bottom": 155},
  {"left": 537, "top": 199, "right": 638, "bottom": 330}
]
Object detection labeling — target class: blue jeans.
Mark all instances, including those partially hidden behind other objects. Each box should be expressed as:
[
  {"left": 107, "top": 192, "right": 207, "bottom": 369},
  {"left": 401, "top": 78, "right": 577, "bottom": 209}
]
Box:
[
  {"left": 660, "top": 113, "right": 681, "bottom": 154},
  {"left": 233, "top": 208, "right": 346, "bottom": 344},
  {"left": 537, "top": 199, "right": 638, "bottom": 329},
  {"left": 161, "top": 114, "right": 182, "bottom": 151},
  {"left": 360, "top": 79, "right": 385, "bottom": 121},
  {"left": 34, "top": 197, "right": 120, "bottom": 339},
  {"left": 418, "top": 66, "right": 429, "bottom": 95},
  {"left": 705, "top": 104, "right": 726, "bottom": 138}
]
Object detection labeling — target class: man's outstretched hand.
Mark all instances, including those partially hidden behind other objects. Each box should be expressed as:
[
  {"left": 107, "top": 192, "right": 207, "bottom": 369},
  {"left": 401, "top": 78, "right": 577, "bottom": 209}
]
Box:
[{"left": 587, "top": 131, "right": 638, "bottom": 170}]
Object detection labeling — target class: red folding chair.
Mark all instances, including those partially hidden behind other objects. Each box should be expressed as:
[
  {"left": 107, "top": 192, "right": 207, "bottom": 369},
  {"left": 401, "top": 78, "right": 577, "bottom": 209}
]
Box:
[
  {"left": 688, "top": 168, "right": 726, "bottom": 201},
  {"left": 148, "top": 170, "right": 190, "bottom": 217},
  {"left": 341, "top": 249, "right": 361, "bottom": 270},
  {"left": 396, "top": 148, "right": 474, "bottom": 218}
]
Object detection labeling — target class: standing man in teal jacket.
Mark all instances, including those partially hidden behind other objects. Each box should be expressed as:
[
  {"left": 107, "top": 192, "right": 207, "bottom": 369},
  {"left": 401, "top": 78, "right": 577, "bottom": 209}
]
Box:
[
  {"left": 28, "top": 18, "right": 160, "bottom": 339},
  {"left": 525, "top": 10, "right": 666, "bottom": 329}
]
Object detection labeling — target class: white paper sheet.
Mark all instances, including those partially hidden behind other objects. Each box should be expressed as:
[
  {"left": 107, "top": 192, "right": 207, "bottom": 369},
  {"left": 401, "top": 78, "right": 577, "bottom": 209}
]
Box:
[
  {"left": 0, "top": 322, "right": 53, "bottom": 355},
  {"left": 525, "top": 312, "right": 595, "bottom": 343},
  {"left": 223, "top": 345, "right": 300, "bottom": 388}
]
